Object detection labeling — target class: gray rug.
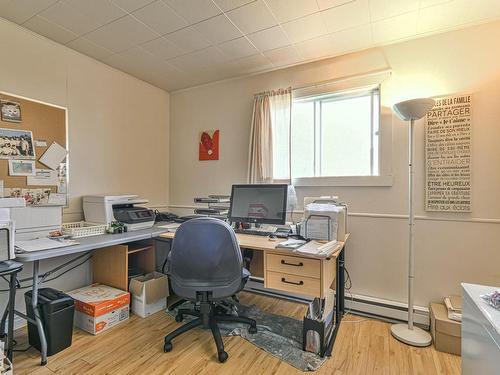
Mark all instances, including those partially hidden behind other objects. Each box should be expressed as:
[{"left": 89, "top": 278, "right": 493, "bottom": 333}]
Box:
[{"left": 166, "top": 302, "right": 326, "bottom": 372}]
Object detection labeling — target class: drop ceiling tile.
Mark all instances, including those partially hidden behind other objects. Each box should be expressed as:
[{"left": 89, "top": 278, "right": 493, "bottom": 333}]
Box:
[
  {"left": 459, "top": 0, "right": 500, "bottom": 24},
  {"left": 235, "top": 53, "right": 274, "bottom": 73},
  {"left": 63, "top": 0, "right": 126, "bottom": 25},
  {"left": 281, "top": 13, "right": 328, "bottom": 44},
  {"left": 369, "top": 0, "right": 419, "bottom": 22},
  {"left": 265, "top": 0, "right": 319, "bottom": 23},
  {"left": 226, "top": 0, "right": 277, "bottom": 34},
  {"left": 132, "top": 0, "right": 187, "bottom": 35},
  {"left": 263, "top": 45, "right": 301, "bottom": 66},
  {"left": 0, "top": 0, "right": 58, "bottom": 24},
  {"left": 194, "top": 14, "right": 242, "bottom": 44},
  {"left": 417, "top": 0, "right": 468, "bottom": 33},
  {"left": 295, "top": 33, "right": 334, "bottom": 60},
  {"left": 67, "top": 37, "right": 114, "bottom": 60},
  {"left": 112, "top": 0, "right": 156, "bottom": 12},
  {"left": 419, "top": 0, "right": 452, "bottom": 8},
  {"left": 39, "top": 1, "right": 103, "bottom": 35},
  {"left": 217, "top": 36, "right": 258, "bottom": 59},
  {"left": 372, "top": 11, "right": 417, "bottom": 43},
  {"left": 85, "top": 15, "right": 158, "bottom": 53},
  {"left": 141, "top": 37, "right": 185, "bottom": 59},
  {"left": 23, "top": 15, "right": 78, "bottom": 44},
  {"left": 329, "top": 23, "right": 372, "bottom": 54},
  {"left": 163, "top": 0, "right": 221, "bottom": 24},
  {"left": 247, "top": 26, "right": 290, "bottom": 51},
  {"left": 164, "top": 26, "right": 211, "bottom": 53},
  {"left": 321, "top": 0, "right": 370, "bottom": 33},
  {"left": 316, "top": 0, "right": 354, "bottom": 11},
  {"left": 212, "top": 0, "right": 255, "bottom": 12},
  {"left": 168, "top": 46, "right": 227, "bottom": 72}
]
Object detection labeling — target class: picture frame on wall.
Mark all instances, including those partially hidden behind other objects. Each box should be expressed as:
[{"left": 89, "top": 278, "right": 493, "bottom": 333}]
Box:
[
  {"left": 0, "top": 100, "right": 22, "bottom": 123},
  {"left": 199, "top": 129, "right": 220, "bottom": 161},
  {"left": 0, "top": 127, "right": 35, "bottom": 159},
  {"left": 8, "top": 159, "right": 35, "bottom": 176}
]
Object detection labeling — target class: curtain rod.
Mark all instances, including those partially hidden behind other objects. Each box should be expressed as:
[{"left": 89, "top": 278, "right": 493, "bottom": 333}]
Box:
[
  {"left": 254, "top": 86, "right": 292, "bottom": 98},
  {"left": 292, "top": 68, "right": 392, "bottom": 92}
]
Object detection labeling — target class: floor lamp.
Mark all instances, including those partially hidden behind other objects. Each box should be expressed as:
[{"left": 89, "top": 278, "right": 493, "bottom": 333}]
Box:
[{"left": 391, "top": 98, "right": 435, "bottom": 347}]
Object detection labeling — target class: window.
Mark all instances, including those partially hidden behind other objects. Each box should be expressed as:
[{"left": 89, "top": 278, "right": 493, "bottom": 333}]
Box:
[{"left": 273, "top": 86, "right": 381, "bottom": 181}]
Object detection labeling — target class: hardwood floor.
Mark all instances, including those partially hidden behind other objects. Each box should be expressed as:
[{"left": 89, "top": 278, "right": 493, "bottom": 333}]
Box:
[{"left": 13, "top": 292, "right": 461, "bottom": 374}]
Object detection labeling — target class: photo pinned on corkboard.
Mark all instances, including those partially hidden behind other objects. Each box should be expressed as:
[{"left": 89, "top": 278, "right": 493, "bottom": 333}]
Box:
[
  {"left": 199, "top": 129, "right": 219, "bottom": 161},
  {"left": 0, "top": 100, "right": 22, "bottom": 123}
]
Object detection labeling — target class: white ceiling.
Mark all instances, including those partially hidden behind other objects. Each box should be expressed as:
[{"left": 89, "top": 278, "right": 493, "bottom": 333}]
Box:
[{"left": 1, "top": 0, "right": 500, "bottom": 91}]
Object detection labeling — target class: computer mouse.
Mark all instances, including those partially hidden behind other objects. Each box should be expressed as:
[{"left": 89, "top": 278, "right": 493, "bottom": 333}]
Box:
[{"left": 268, "top": 234, "right": 277, "bottom": 240}]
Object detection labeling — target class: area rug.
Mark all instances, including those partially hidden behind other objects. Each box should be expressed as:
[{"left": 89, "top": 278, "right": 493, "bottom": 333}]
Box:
[{"left": 166, "top": 302, "right": 327, "bottom": 371}]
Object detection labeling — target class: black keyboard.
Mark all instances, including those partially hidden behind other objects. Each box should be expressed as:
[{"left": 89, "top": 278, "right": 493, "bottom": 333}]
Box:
[{"left": 234, "top": 228, "right": 289, "bottom": 238}]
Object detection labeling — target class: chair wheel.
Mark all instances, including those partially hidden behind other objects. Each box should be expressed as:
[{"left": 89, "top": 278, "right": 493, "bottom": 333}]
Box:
[
  {"left": 164, "top": 342, "right": 173, "bottom": 352},
  {"left": 218, "top": 351, "right": 228, "bottom": 363},
  {"left": 248, "top": 325, "right": 257, "bottom": 334},
  {"left": 175, "top": 314, "right": 183, "bottom": 322}
]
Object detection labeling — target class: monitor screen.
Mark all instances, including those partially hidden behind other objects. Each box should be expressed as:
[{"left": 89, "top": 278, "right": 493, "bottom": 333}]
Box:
[{"left": 228, "top": 184, "right": 288, "bottom": 225}]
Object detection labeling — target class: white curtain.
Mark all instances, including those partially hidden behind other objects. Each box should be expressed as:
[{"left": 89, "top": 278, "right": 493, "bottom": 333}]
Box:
[{"left": 248, "top": 87, "right": 292, "bottom": 183}]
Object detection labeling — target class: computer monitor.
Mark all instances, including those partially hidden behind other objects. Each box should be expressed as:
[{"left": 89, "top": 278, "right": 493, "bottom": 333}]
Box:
[{"left": 228, "top": 184, "right": 288, "bottom": 225}]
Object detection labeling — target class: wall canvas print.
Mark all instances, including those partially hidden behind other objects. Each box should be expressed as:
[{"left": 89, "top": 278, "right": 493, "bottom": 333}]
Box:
[
  {"left": 0, "top": 128, "right": 35, "bottom": 159},
  {"left": 199, "top": 129, "right": 219, "bottom": 161},
  {"left": 0, "top": 100, "right": 21, "bottom": 123}
]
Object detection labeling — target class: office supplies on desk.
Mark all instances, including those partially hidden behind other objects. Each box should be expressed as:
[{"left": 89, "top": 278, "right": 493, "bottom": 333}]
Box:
[
  {"left": 294, "top": 240, "right": 338, "bottom": 257},
  {"left": 275, "top": 239, "right": 306, "bottom": 250},
  {"left": 83, "top": 195, "right": 155, "bottom": 231},
  {"left": 15, "top": 238, "right": 78, "bottom": 252}
]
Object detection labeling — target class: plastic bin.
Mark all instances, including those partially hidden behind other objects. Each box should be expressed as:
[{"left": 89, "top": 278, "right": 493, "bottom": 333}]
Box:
[{"left": 25, "top": 288, "right": 75, "bottom": 356}]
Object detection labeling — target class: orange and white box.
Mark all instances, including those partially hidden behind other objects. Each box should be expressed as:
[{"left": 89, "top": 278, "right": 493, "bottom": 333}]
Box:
[{"left": 66, "top": 284, "right": 130, "bottom": 335}]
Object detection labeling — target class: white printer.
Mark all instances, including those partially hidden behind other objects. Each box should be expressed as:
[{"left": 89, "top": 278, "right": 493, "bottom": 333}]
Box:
[{"left": 83, "top": 195, "right": 156, "bottom": 231}]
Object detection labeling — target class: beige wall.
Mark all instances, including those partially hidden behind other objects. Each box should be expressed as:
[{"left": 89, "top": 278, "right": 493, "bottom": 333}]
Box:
[
  {"left": 0, "top": 19, "right": 169, "bottom": 319},
  {"left": 170, "top": 20, "right": 500, "bottom": 307}
]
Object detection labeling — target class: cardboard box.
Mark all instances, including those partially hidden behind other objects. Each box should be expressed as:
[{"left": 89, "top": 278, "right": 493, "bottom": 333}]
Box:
[
  {"left": 430, "top": 302, "right": 461, "bottom": 355},
  {"left": 129, "top": 272, "right": 169, "bottom": 318},
  {"left": 67, "top": 284, "right": 130, "bottom": 335}
]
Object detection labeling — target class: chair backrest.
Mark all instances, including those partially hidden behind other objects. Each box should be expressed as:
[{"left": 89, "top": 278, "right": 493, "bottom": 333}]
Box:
[{"left": 167, "top": 217, "right": 243, "bottom": 300}]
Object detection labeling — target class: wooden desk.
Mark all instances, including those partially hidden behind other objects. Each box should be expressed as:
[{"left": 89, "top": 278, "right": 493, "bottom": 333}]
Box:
[
  {"left": 160, "top": 231, "right": 348, "bottom": 357},
  {"left": 160, "top": 232, "right": 348, "bottom": 299}
]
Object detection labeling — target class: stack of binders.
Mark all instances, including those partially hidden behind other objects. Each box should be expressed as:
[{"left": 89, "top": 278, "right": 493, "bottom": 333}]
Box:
[{"left": 193, "top": 195, "right": 230, "bottom": 219}]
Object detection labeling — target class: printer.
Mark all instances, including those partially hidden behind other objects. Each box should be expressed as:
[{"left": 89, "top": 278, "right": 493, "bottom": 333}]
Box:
[{"left": 83, "top": 195, "right": 156, "bottom": 231}]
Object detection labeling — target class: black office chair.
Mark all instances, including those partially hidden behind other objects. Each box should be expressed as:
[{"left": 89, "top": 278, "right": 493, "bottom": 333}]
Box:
[{"left": 164, "top": 217, "right": 257, "bottom": 363}]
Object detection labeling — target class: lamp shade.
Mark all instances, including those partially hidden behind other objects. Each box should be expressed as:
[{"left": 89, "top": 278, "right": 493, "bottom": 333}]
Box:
[{"left": 393, "top": 98, "right": 435, "bottom": 121}]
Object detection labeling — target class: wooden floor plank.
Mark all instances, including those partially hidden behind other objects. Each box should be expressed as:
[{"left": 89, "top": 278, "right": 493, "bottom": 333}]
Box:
[{"left": 12, "top": 292, "right": 461, "bottom": 375}]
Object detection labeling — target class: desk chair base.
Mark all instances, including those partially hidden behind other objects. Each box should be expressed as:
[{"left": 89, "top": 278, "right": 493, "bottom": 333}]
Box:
[{"left": 164, "top": 298, "right": 257, "bottom": 363}]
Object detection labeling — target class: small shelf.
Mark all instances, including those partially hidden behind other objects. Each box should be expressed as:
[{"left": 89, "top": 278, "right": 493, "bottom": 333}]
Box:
[{"left": 127, "top": 245, "right": 152, "bottom": 255}]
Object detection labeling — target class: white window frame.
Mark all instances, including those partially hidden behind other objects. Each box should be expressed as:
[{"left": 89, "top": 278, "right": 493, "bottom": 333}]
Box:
[{"left": 291, "top": 85, "right": 393, "bottom": 187}]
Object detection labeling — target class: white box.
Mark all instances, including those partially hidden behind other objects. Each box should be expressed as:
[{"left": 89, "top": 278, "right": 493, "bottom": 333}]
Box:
[
  {"left": 74, "top": 304, "right": 129, "bottom": 335},
  {"left": 129, "top": 272, "right": 169, "bottom": 318},
  {"left": 67, "top": 284, "right": 130, "bottom": 335}
]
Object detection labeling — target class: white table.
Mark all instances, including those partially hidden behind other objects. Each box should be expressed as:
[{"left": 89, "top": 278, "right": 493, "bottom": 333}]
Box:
[
  {"left": 462, "top": 283, "right": 500, "bottom": 375},
  {"left": 13, "top": 225, "right": 168, "bottom": 365}
]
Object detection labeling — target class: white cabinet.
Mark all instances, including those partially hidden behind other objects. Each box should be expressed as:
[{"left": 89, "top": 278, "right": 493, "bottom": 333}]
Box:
[{"left": 462, "top": 283, "right": 500, "bottom": 375}]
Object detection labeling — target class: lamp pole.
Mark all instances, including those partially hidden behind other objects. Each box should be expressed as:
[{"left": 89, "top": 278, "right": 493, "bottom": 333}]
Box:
[{"left": 408, "top": 118, "right": 415, "bottom": 331}]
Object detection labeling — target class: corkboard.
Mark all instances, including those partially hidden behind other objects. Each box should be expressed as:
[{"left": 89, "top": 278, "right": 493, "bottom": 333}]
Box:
[{"left": 0, "top": 92, "right": 67, "bottom": 195}]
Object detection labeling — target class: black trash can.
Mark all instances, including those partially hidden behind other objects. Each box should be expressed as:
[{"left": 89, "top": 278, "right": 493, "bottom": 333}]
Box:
[{"left": 25, "top": 288, "right": 75, "bottom": 356}]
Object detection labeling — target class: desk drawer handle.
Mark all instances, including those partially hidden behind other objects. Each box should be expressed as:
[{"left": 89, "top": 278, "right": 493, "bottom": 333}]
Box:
[
  {"left": 281, "top": 260, "right": 303, "bottom": 267},
  {"left": 281, "top": 277, "right": 304, "bottom": 286}
]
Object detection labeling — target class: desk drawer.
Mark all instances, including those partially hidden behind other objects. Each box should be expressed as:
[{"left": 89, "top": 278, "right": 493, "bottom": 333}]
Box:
[
  {"left": 267, "top": 253, "right": 320, "bottom": 278},
  {"left": 266, "top": 271, "right": 320, "bottom": 297}
]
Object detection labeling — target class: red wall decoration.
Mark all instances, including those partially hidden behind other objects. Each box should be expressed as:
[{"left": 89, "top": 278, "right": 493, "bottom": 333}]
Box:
[{"left": 199, "top": 129, "right": 219, "bottom": 161}]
